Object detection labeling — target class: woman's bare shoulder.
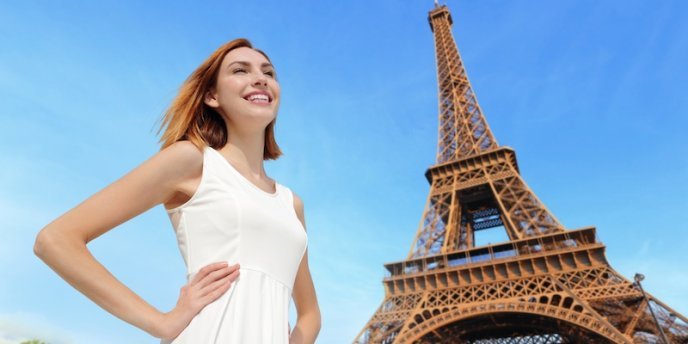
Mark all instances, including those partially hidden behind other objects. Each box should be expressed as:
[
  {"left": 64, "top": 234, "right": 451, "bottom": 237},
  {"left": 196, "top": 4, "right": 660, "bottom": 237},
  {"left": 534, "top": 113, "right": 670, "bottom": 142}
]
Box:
[
  {"left": 161, "top": 140, "right": 203, "bottom": 163},
  {"left": 158, "top": 141, "right": 204, "bottom": 180},
  {"left": 158, "top": 141, "right": 206, "bottom": 210}
]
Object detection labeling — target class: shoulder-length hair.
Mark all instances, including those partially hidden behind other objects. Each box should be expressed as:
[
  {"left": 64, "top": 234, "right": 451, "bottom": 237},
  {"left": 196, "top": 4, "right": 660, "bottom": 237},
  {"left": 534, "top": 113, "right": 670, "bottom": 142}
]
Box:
[{"left": 156, "top": 38, "right": 282, "bottom": 160}]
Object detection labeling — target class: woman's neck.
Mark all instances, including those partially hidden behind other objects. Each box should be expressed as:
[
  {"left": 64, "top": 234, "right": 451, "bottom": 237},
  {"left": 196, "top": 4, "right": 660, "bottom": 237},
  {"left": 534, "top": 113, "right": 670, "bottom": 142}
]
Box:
[{"left": 220, "top": 129, "right": 267, "bottom": 179}]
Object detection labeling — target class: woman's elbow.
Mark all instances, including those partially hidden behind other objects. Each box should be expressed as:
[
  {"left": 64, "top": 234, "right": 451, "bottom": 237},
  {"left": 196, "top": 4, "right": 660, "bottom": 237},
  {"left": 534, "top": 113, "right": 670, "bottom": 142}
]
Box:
[
  {"left": 33, "top": 226, "right": 79, "bottom": 260},
  {"left": 309, "top": 308, "right": 322, "bottom": 333},
  {"left": 314, "top": 315, "right": 322, "bottom": 334},
  {"left": 33, "top": 228, "right": 53, "bottom": 258},
  {"left": 298, "top": 307, "right": 321, "bottom": 331},
  {"left": 33, "top": 226, "right": 68, "bottom": 261}
]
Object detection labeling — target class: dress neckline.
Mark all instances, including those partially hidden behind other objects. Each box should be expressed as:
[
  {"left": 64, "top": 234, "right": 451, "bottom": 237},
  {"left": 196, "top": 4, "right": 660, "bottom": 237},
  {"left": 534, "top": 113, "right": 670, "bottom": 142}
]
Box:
[{"left": 207, "top": 146, "right": 280, "bottom": 197}]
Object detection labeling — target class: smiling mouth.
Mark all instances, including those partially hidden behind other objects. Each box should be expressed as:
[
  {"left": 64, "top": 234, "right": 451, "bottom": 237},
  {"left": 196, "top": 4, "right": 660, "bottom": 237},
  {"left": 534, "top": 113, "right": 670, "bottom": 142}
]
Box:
[{"left": 243, "top": 94, "right": 272, "bottom": 105}]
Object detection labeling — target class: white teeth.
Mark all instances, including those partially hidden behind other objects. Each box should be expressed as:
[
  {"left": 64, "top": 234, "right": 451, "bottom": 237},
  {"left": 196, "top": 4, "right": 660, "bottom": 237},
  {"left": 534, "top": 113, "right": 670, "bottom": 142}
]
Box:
[{"left": 247, "top": 94, "right": 269, "bottom": 102}]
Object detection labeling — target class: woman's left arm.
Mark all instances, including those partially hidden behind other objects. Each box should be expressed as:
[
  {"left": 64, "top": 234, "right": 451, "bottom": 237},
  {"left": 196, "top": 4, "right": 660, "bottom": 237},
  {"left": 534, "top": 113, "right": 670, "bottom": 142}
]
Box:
[{"left": 290, "top": 193, "right": 321, "bottom": 344}]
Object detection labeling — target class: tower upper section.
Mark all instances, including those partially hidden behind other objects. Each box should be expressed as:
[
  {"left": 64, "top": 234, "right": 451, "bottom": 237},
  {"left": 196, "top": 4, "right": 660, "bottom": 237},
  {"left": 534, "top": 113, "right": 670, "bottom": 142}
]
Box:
[{"left": 429, "top": 5, "right": 499, "bottom": 164}]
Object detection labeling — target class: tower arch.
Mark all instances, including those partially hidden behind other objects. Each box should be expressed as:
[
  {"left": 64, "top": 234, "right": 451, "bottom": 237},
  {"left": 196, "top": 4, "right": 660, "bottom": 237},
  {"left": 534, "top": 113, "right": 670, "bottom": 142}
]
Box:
[{"left": 399, "top": 301, "right": 619, "bottom": 343}]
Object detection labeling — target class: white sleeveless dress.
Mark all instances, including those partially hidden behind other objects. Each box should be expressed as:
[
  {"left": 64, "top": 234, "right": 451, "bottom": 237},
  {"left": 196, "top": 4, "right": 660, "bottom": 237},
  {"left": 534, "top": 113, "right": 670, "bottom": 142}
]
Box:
[{"left": 161, "top": 146, "right": 308, "bottom": 344}]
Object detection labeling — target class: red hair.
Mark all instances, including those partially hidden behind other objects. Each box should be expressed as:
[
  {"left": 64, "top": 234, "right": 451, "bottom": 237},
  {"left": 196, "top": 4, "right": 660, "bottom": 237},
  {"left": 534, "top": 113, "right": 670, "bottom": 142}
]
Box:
[{"left": 156, "top": 38, "right": 282, "bottom": 160}]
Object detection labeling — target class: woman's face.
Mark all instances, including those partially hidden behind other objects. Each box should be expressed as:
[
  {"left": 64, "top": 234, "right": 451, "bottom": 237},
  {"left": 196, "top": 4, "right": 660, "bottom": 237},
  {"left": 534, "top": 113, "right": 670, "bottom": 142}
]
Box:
[{"left": 205, "top": 46, "right": 280, "bottom": 134}]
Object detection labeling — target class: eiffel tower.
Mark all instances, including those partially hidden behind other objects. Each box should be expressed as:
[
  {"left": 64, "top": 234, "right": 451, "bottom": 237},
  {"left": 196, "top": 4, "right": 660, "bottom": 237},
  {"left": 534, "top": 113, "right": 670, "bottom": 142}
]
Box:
[{"left": 354, "top": 3, "right": 687, "bottom": 344}]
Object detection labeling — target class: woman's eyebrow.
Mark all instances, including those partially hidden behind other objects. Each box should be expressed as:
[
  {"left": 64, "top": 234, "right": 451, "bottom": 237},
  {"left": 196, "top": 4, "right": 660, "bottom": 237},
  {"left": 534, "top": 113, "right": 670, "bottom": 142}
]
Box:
[{"left": 227, "top": 61, "right": 274, "bottom": 69}]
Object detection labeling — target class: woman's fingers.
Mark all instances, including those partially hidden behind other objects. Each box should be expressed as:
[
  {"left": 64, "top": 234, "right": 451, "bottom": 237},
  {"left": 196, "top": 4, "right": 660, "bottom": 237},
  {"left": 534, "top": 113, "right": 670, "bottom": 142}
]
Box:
[
  {"left": 190, "top": 261, "right": 229, "bottom": 285},
  {"left": 172, "top": 262, "right": 241, "bottom": 323},
  {"left": 200, "top": 269, "right": 240, "bottom": 302},
  {"left": 185, "top": 261, "right": 240, "bottom": 304},
  {"left": 196, "top": 263, "right": 240, "bottom": 290}
]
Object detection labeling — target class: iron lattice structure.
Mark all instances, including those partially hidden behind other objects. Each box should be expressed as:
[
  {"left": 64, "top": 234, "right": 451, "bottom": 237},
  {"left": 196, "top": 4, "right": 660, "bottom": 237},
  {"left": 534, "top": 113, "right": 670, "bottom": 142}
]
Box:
[{"left": 354, "top": 4, "right": 687, "bottom": 344}]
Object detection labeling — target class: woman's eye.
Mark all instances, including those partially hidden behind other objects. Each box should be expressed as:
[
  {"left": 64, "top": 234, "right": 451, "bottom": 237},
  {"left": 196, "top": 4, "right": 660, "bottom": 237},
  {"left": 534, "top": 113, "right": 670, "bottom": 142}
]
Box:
[
  {"left": 233, "top": 68, "right": 247, "bottom": 74},
  {"left": 264, "top": 70, "right": 275, "bottom": 77}
]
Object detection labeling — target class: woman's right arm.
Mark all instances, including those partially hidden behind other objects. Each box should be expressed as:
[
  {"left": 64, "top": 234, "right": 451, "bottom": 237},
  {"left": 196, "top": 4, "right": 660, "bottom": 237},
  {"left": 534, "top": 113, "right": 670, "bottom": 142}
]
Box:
[{"left": 33, "top": 141, "right": 239, "bottom": 339}]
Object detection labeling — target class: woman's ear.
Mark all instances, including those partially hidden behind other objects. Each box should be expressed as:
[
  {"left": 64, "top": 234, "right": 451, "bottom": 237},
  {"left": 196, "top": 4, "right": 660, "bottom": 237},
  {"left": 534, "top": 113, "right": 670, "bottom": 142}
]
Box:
[{"left": 204, "top": 88, "right": 219, "bottom": 108}]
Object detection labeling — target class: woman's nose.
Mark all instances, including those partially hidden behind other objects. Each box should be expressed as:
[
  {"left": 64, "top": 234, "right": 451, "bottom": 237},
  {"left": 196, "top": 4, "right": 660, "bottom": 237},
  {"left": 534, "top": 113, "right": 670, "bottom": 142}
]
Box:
[{"left": 252, "top": 71, "right": 268, "bottom": 86}]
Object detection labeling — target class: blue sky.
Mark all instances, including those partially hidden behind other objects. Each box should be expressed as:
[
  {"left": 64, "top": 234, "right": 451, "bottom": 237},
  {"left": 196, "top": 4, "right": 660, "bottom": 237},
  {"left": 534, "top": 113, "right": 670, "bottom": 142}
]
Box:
[{"left": 1, "top": 0, "right": 687, "bottom": 343}]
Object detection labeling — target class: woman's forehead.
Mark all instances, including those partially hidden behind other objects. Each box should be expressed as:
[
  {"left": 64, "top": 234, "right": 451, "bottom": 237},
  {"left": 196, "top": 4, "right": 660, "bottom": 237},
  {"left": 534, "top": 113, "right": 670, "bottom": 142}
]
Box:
[{"left": 223, "top": 47, "right": 270, "bottom": 66}]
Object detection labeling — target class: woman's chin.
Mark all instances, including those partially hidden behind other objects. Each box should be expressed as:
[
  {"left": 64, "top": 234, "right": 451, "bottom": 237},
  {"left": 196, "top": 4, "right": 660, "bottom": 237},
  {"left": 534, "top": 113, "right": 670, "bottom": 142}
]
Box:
[
  {"left": 241, "top": 103, "right": 277, "bottom": 115},
  {"left": 230, "top": 112, "right": 276, "bottom": 129}
]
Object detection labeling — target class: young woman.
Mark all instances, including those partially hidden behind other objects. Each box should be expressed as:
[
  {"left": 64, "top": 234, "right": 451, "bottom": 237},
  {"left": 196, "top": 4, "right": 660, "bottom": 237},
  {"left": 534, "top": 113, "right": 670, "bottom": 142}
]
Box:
[{"left": 33, "top": 38, "right": 321, "bottom": 343}]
